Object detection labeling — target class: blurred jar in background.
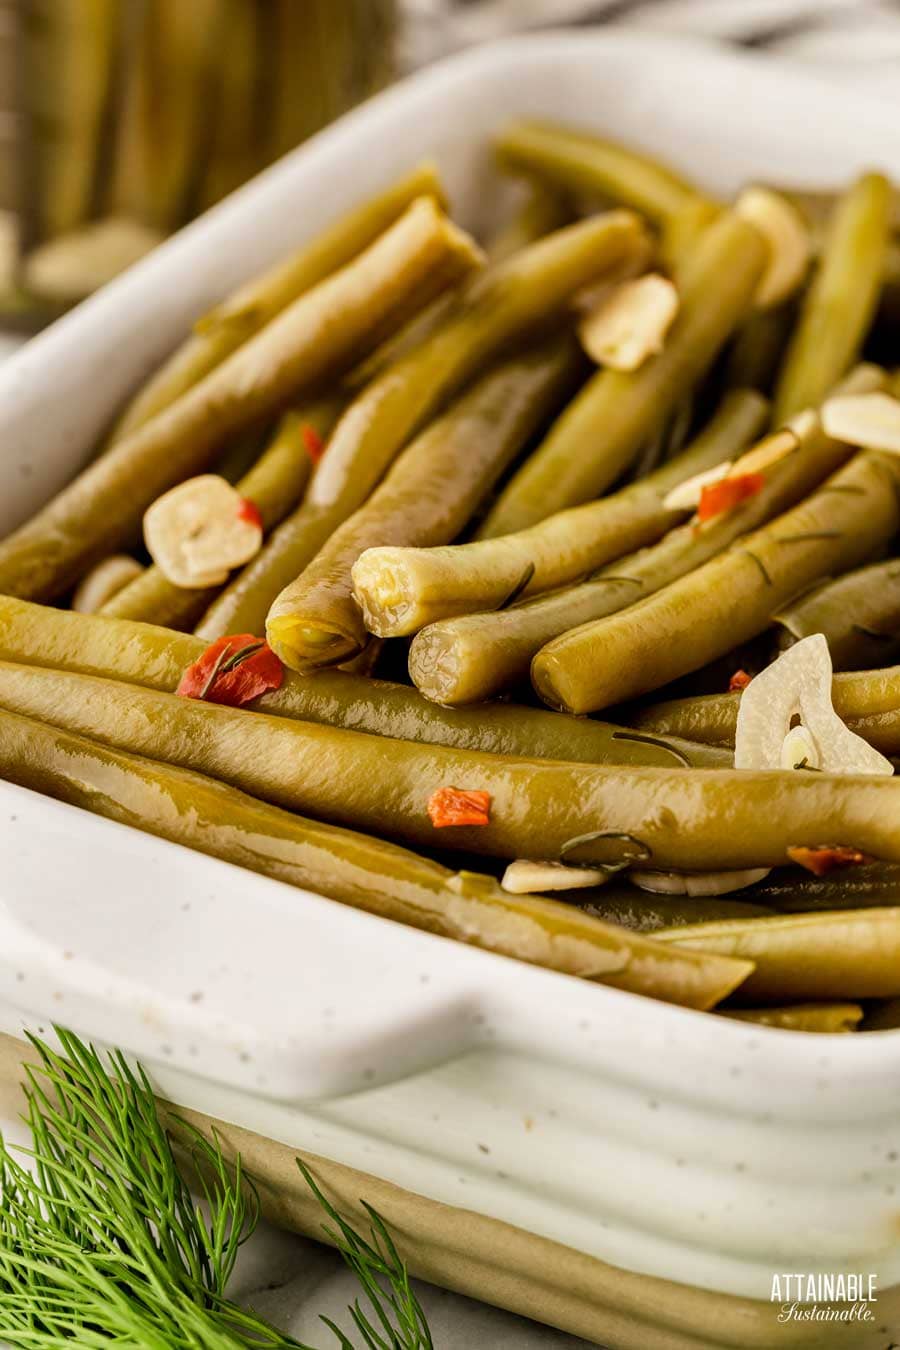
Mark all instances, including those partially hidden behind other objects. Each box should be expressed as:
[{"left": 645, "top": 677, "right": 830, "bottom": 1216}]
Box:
[{"left": 0, "top": 0, "right": 396, "bottom": 319}]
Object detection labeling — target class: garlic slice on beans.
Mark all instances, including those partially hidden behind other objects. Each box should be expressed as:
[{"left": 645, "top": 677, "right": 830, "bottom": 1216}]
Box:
[
  {"left": 735, "top": 187, "right": 811, "bottom": 309},
  {"left": 72, "top": 555, "right": 143, "bottom": 613},
  {"left": 630, "top": 868, "right": 772, "bottom": 897},
  {"left": 144, "top": 475, "right": 263, "bottom": 589},
  {"left": 662, "top": 461, "right": 733, "bottom": 512},
  {"left": 730, "top": 426, "right": 799, "bottom": 477},
  {"left": 578, "top": 274, "right": 678, "bottom": 372},
  {"left": 735, "top": 633, "right": 893, "bottom": 775},
  {"left": 821, "top": 392, "right": 900, "bottom": 455},
  {"left": 501, "top": 860, "right": 610, "bottom": 894}
]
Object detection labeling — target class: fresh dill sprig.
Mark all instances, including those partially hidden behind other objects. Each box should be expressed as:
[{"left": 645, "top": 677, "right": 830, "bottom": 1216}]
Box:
[
  {"left": 298, "top": 1162, "right": 433, "bottom": 1350},
  {"left": 0, "top": 1028, "right": 433, "bottom": 1350}
]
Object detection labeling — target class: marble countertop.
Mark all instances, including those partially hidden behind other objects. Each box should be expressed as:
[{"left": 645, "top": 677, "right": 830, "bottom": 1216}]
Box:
[
  {"left": 0, "top": 1102, "right": 597, "bottom": 1348},
  {"left": 229, "top": 1216, "right": 599, "bottom": 1348}
]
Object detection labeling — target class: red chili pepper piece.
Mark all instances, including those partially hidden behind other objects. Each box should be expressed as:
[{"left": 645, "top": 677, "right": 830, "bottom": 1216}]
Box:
[
  {"left": 729, "top": 669, "right": 752, "bottom": 692},
  {"left": 427, "top": 787, "right": 491, "bottom": 828},
  {"left": 177, "top": 632, "right": 283, "bottom": 707},
  {"left": 697, "top": 472, "right": 765, "bottom": 523},
  {"left": 302, "top": 423, "right": 325, "bottom": 464},
  {"left": 787, "top": 844, "right": 872, "bottom": 877},
  {"left": 237, "top": 497, "right": 263, "bottom": 531}
]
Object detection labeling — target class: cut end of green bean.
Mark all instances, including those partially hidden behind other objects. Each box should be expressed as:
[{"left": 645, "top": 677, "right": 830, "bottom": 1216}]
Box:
[{"left": 266, "top": 613, "right": 357, "bottom": 671}]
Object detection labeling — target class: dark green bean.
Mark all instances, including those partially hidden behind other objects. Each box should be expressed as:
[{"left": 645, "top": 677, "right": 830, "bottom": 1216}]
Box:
[
  {"left": 773, "top": 173, "right": 891, "bottom": 423},
  {"left": 494, "top": 120, "right": 704, "bottom": 226},
  {"left": 774, "top": 558, "right": 900, "bottom": 670},
  {"left": 719, "top": 1004, "right": 863, "bottom": 1033}
]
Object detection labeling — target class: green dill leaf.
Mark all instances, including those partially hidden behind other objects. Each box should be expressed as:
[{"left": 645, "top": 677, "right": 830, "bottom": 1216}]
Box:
[{"left": 0, "top": 1030, "right": 434, "bottom": 1350}]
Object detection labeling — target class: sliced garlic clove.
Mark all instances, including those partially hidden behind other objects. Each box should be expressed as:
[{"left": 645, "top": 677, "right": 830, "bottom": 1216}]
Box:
[
  {"left": 629, "top": 867, "right": 772, "bottom": 896},
  {"left": 730, "top": 426, "right": 800, "bottom": 476},
  {"left": 578, "top": 274, "right": 678, "bottom": 372},
  {"left": 501, "top": 859, "right": 610, "bottom": 894},
  {"left": 144, "top": 475, "right": 264, "bottom": 589},
  {"left": 71, "top": 555, "right": 143, "bottom": 613},
  {"left": 735, "top": 186, "right": 811, "bottom": 309},
  {"left": 735, "top": 633, "right": 893, "bottom": 775},
  {"left": 661, "top": 460, "right": 733, "bottom": 512},
  {"left": 780, "top": 724, "right": 819, "bottom": 771},
  {"left": 821, "top": 392, "right": 900, "bottom": 454},
  {"left": 785, "top": 408, "right": 819, "bottom": 440}
]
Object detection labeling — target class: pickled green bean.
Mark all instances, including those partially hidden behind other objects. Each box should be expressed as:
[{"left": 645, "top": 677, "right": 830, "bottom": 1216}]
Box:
[
  {"left": 734, "top": 862, "right": 900, "bottom": 913},
  {"left": 774, "top": 558, "right": 900, "bottom": 670},
  {"left": 533, "top": 448, "right": 900, "bottom": 715},
  {"left": 412, "top": 375, "right": 877, "bottom": 706},
  {"left": 109, "top": 163, "right": 445, "bottom": 442},
  {"left": 2, "top": 663, "right": 900, "bottom": 873},
  {"left": 478, "top": 212, "right": 767, "bottom": 536},
  {"left": 724, "top": 302, "right": 797, "bottom": 396},
  {"left": 719, "top": 1004, "right": 863, "bottom": 1033},
  {"left": 632, "top": 665, "right": 900, "bottom": 756},
  {"left": 577, "top": 889, "right": 776, "bottom": 933},
  {"left": 0, "top": 708, "right": 749, "bottom": 1008},
  {"left": 494, "top": 120, "right": 703, "bottom": 226},
  {"left": 100, "top": 393, "right": 343, "bottom": 630},
  {"left": 658, "top": 909, "right": 900, "bottom": 1001},
  {"left": 352, "top": 389, "right": 768, "bottom": 637},
  {"left": 207, "top": 210, "right": 646, "bottom": 647},
  {"left": 265, "top": 338, "right": 585, "bottom": 668},
  {"left": 487, "top": 182, "right": 574, "bottom": 262},
  {"left": 772, "top": 173, "right": 891, "bottom": 424},
  {"left": 0, "top": 198, "right": 480, "bottom": 602},
  {"left": 0, "top": 596, "right": 729, "bottom": 767}
]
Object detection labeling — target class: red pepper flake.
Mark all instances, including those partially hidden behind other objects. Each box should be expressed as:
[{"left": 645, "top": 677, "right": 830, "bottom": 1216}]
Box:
[
  {"left": 697, "top": 472, "right": 765, "bottom": 523},
  {"left": 427, "top": 787, "right": 491, "bottom": 828},
  {"left": 787, "top": 844, "right": 873, "bottom": 877},
  {"left": 236, "top": 497, "right": 263, "bottom": 530},
  {"left": 729, "top": 669, "right": 752, "bottom": 692},
  {"left": 177, "top": 633, "right": 283, "bottom": 707},
  {"left": 302, "top": 423, "right": 325, "bottom": 464}
]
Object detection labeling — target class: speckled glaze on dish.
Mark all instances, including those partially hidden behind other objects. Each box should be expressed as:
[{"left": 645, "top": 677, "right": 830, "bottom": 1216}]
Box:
[{"left": 1, "top": 30, "right": 900, "bottom": 1348}]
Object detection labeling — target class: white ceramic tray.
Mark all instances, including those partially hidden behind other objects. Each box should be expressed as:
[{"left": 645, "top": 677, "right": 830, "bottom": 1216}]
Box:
[{"left": 2, "top": 28, "right": 900, "bottom": 1322}]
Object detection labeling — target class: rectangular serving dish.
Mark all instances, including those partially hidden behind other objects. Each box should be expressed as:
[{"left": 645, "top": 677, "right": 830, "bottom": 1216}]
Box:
[{"left": 2, "top": 30, "right": 900, "bottom": 1349}]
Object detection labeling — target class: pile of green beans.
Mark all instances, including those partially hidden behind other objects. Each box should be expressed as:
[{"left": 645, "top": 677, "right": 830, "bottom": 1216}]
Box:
[
  {"left": 4, "top": 662, "right": 900, "bottom": 875},
  {"left": 352, "top": 388, "right": 769, "bottom": 637},
  {"left": 0, "top": 598, "right": 729, "bottom": 767},
  {"left": 7, "top": 131, "right": 900, "bottom": 1027},
  {"left": 264, "top": 335, "right": 585, "bottom": 668},
  {"left": 410, "top": 367, "right": 881, "bottom": 706},
  {"left": 533, "top": 444, "right": 900, "bottom": 715},
  {"left": 476, "top": 210, "right": 766, "bottom": 536},
  {"left": 100, "top": 392, "right": 344, "bottom": 630},
  {"left": 0, "top": 196, "right": 480, "bottom": 601},
  {"left": 774, "top": 558, "right": 900, "bottom": 671},
  {"left": 0, "top": 707, "right": 748, "bottom": 1009}
]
